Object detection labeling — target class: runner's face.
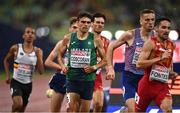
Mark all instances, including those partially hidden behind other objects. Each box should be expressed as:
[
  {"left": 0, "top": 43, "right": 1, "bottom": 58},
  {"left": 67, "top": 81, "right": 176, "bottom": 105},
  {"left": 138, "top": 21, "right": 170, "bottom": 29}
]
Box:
[
  {"left": 156, "top": 20, "right": 171, "bottom": 40},
  {"left": 78, "top": 17, "right": 91, "bottom": 33},
  {"left": 92, "top": 17, "right": 105, "bottom": 34},
  {"left": 23, "top": 27, "right": 36, "bottom": 43},
  {"left": 69, "top": 22, "right": 78, "bottom": 33},
  {"left": 140, "top": 13, "right": 155, "bottom": 31}
]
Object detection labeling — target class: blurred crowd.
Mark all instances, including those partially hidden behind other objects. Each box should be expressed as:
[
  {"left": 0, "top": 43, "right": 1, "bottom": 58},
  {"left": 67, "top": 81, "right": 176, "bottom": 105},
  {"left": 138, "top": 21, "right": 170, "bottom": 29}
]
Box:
[{"left": 0, "top": 0, "right": 179, "bottom": 41}]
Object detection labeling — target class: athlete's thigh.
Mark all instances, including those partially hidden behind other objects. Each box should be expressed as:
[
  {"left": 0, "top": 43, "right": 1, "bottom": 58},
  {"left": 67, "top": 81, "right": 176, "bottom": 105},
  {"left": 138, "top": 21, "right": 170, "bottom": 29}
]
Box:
[
  {"left": 155, "top": 89, "right": 172, "bottom": 109},
  {"left": 67, "top": 92, "right": 80, "bottom": 103},
  {"left": 51, "top": 91, "right": 65, "bottom": 111},
  {"left": 93, "top": 89, "right": 104, "bottom": 105},
  {"left": 51, "top": 91, "right": 65, "bottom": 105},
  {"left": 79, "top": 99, "right": 91, "bottom": 112}
]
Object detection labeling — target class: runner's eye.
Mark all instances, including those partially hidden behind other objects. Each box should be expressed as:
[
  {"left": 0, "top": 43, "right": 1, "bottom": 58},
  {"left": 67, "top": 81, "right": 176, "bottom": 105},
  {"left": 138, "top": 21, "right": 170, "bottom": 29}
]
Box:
[{"left": 80, "top": 21, "right": 91, "bottom": 24}]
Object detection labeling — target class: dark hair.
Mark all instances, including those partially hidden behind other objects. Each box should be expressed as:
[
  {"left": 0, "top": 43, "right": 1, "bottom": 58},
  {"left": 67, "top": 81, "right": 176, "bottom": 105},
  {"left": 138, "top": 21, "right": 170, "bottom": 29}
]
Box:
[
  {"left": 70, "top": 17, "right": 78, "bottom": 26},
  {"left": 92, "top": 12, "right": 106, "bottom": 22},
  {"left": 77, "top": 11, "right": 92, "bottom": 21},
  {"left": 155, "top": 17, "right": 171, "bottom": 26},
  {"left": 140, "top": 9, "right": 155, "bottom": 17}
]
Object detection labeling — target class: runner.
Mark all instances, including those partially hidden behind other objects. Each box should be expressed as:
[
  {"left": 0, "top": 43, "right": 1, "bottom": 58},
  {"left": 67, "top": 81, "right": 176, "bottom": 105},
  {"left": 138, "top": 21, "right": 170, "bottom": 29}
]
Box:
[
  {"left": 136, "top": 17, "right": 178, "bottom": 112},
  {"left": 106, "top": 9, "right": 155, "bottom": 112},
  {"left": 91, "top": 12, "right": 110, "bottom": 112},
  {"left": 3, "top": 27, "right": 44, "bottom": 112},
  {"left": 58, "top": 12, "right": 106, "bottom": 112},
  {"left": 45, "top": 17, "right": 78, "bottom": 112}
]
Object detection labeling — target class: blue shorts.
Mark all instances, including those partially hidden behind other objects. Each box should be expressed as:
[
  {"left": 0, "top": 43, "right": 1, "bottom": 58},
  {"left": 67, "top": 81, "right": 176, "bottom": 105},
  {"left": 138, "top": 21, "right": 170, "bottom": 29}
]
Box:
[
  {"left": 49, "top": 72, "right": 66, "bottom": 94},
  {"left": 122, "top": 71, "right": 143, "bottom": 101},
  {"left": 66, "top": 80, "right": 94, "bottom": 100}
]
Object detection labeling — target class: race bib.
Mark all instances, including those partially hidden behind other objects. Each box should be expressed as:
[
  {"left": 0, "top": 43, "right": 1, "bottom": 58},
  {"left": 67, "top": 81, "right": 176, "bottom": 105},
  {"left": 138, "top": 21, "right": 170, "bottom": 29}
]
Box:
[
  {"left": 149, "top": 65, "right": 169, "bottom": 83},
  {"left": 70, "top": 49, "right": 91, "bottom": 68},
  {"left": 132, "top": 47, "right": 142, "bottom": 64},
  {"left": 16, "top": 64, "right": 33, "bottom": 76}
]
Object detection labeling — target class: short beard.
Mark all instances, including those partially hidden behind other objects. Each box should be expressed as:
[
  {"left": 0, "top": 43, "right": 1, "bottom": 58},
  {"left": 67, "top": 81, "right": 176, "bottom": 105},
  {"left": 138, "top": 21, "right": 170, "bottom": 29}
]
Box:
[{"left": 95, "top": 31, "right": 101, "bottom": 34}]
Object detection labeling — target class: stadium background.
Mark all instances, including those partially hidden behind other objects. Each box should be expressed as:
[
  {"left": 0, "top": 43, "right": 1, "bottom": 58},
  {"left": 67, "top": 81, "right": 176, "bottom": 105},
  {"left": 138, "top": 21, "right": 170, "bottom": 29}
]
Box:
[{"left": 0, "top": 0, "right": 180, "bottom": 112}]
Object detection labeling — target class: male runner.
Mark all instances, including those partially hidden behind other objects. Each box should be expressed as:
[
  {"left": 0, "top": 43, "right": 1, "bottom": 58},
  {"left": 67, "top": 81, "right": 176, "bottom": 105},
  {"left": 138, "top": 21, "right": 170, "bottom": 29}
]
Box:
[
  {"left": 58, "top": 12, "right": 106, "bottom": 112},
  {"left": 136, "top": 17, "right": 178, "bottom": 112},
  {"left": 91, "top": 12, "right": 110, "bottom": 112},
  {"left": 4, "top": 27, "right": 44, "bottom": 112},
  {"left": 106, "top": 9, "right": 155, "bottom": 112},
  {"left": 45, "top": 17, "right": 78, "bottom": 112}
]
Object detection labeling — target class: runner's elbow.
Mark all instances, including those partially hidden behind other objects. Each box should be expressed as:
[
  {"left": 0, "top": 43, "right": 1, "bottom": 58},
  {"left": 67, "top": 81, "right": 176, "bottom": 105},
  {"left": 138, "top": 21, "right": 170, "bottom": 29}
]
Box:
[{"left": 44, "top": 60, "right": 50, "bottom": 67}]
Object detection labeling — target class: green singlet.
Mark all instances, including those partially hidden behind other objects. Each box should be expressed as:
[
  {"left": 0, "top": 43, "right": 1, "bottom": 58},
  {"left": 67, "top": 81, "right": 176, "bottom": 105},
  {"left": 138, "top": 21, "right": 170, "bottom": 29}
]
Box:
[{"left": 67, "top": 32, "right": 97, "bottom": 81}]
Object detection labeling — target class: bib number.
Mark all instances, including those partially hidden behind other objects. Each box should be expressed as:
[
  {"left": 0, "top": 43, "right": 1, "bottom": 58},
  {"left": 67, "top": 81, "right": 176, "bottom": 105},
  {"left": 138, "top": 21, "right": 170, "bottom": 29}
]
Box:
[
  {"left": 70, "top": 49, "right": 91, "bottom": 68},
  {"left": 149, "top": 65, "right": 169, "bottom": 83},
  {"left": 17, "top": 64, "right": 33, "bottom": 76}
]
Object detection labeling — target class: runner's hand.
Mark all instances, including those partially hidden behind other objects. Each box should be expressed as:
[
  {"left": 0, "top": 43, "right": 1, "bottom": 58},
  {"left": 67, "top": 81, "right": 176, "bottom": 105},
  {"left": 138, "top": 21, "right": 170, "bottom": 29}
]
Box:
[
  {"left": 106, "top": 66, "right": 115, "bottom": 80},
  {"left": 161, "top": 50, "right": 171, "bottom": 60},
  {"left": 61, "top": 65, "right": 68, "bottom": 74},
  {"left": 84, "top": 65, "right": 95, "bottom": 74},
  {"left": 35, "top": 48, "right": 43, "bottom": 58},
  {"left": 6, "top": 75, "right": 11, "bottom": 84}
]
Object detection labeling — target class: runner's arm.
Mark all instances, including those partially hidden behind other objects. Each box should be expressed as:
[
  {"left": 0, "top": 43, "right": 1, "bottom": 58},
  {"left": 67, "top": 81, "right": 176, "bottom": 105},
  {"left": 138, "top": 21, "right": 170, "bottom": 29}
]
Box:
[
  {"left": 45, "top": 41, "right": 62, "bottom": 71},
  {"left": 35, "top": 48, "right": 44, "bottom": 74},
  {"left": 3, "top": 45, "right": 17, "bottom": 84},
  {"left": 136, "top": 39, "right": 162, "bottom": 68},
  {"left": 106, "top": 31, "right": 132, "bottom": 67},
  {"left": 58, "top": 35, "right": 70, "bottom": 73},
  {"left": 94, "top": 37, "right": 107, "bottom": 70},
  {"left": 106, "top": 31, "right": 132, "bottom": 80}
]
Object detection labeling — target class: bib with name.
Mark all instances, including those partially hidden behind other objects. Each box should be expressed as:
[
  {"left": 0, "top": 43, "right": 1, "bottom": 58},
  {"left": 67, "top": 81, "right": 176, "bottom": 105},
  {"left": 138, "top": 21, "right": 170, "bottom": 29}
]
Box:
[
  {"left": 70, "top": 48, "right": 91, "bottom": 68},
  {"left": 149, "top": 64, "right": 169, "bottom": 83}
]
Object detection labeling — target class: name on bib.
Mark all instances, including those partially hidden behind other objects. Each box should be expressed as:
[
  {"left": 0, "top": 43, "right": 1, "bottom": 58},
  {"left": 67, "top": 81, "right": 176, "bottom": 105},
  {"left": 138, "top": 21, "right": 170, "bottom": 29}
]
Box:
[
  {"left": 70, "top": 48, "right": 91, "bottom": 68},
  {"left": 149, "top": 64, "right": 169, "bottom": 83}
]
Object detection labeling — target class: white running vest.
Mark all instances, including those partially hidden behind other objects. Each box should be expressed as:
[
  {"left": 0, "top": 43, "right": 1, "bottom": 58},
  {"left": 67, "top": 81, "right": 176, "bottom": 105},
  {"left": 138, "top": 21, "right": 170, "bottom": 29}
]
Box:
[{"left": 13, "top": 44, "right": 37, "bottom": 84}]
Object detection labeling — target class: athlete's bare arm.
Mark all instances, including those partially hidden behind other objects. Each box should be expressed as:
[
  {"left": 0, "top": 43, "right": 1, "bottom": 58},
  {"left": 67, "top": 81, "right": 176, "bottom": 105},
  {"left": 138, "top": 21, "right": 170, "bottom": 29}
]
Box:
[
  {"left": 95, "top": 37, "right": 107, "bottom": 68},
  {"left": 84, "top": 36, "right": 106, "bottom": 73},
  {"left": 136, "top": 39, "right": 171, "bottom": 68},
  {"left": 35, "top": 47, "right": 44, "bottom": 74},
  {"left": 45, "top": 41, "right": 62, "bottom": 71},
  {"left": 106, "top": 31, "right": 133, "bottom": 80},
  {"left": 169, "top": 42, "right": 178, "bottom": 77},
  {"left": 3, "top": 45, "right": 17, "bottom": 84},
  {"left": 58, "top": 34, "right": 71, "bottom": 73}
]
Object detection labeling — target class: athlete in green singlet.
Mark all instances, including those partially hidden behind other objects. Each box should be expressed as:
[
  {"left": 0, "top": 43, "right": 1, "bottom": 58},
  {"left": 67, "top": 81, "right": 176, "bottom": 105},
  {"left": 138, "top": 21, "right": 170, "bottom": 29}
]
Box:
[{"left": 58, "top": 12, "right": 106, "bottom": 112}]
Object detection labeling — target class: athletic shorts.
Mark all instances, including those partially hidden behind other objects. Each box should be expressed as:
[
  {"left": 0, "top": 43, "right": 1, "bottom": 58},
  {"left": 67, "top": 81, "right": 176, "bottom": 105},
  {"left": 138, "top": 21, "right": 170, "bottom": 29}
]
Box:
[
  {"left": 122, "top": 71, "right": 143, "bottom": 101},
  {"left": 136, "top": 77, "right": 172, "bottom": 112},
  {"left": 49, "top": 72, "right": 66, "bottom": 94},
  {"left": 94, "top": 72, "right": 103, "bottom": 91},
  {"left": 66, "top": 80, "right": 94, "bottom": 100},
  {"left": 10, "top": 79, "right": 32, "bottom": 106}
]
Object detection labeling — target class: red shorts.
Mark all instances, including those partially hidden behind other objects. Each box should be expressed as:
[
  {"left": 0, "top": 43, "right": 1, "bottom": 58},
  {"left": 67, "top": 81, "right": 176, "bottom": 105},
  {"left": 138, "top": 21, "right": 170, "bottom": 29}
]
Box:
[
  {"left": 94, "top": 71, "right": 103, "bottom": 91},
  {"left": 136, "top": 76, "right": 172, "bottom": 112}
]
